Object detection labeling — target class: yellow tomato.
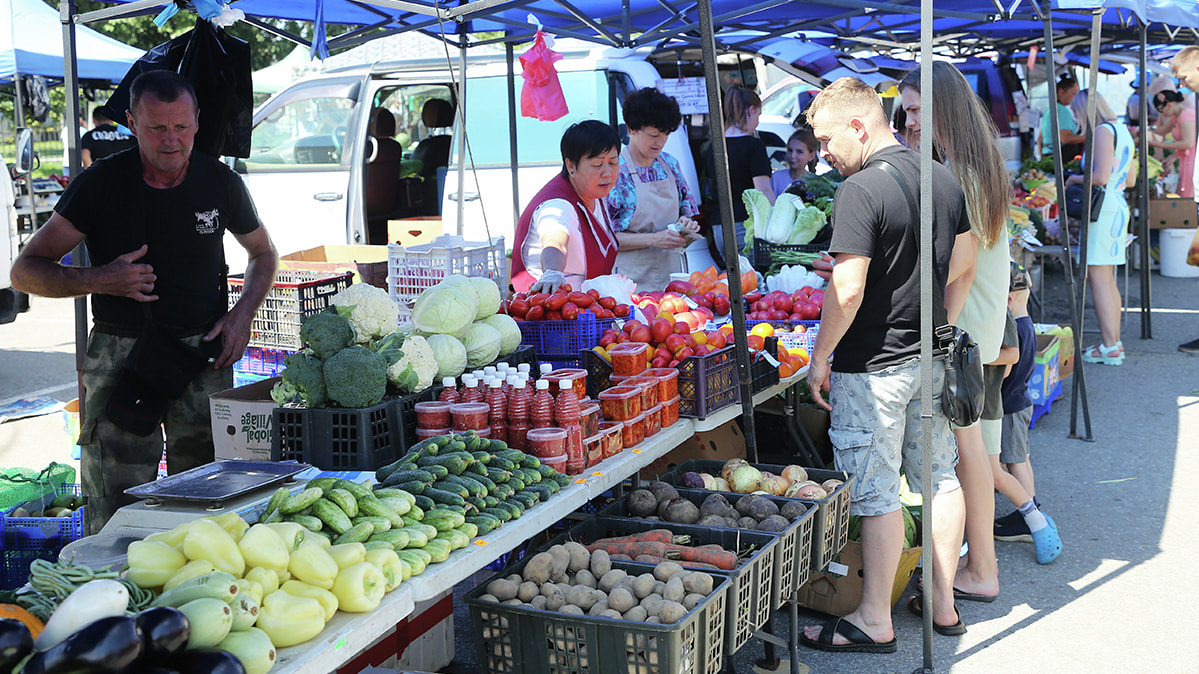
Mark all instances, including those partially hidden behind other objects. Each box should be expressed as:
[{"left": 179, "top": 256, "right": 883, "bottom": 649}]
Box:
[{"left": 750, "top": 323, "right": 774, "bottom": 338}]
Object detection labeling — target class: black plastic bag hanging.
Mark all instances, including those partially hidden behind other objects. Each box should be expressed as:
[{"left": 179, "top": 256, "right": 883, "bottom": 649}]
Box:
[
  {"left": 21, "top": 75, "right": 51, "bottom": 123},
  {"left": 101, "top": 16, "right": 253, "bottom": 158}
]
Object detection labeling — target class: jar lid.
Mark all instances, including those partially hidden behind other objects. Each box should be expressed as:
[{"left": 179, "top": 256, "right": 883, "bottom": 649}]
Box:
[
  {"left": 644, "top": 368, "right": 680, "bottom": 380},
  {"left": 414, "top": 400, "right": 452, "bottom": 411},
  {"left": 598, "top": 420, "right": 624, "bottom": 432},
  {"left": 526, "top": 427, "right": 568, "bottom": 440},
  {"left": 598, "top": 386, "right": 640, "bottom": 400},
  {"left": 449, "top": 402, "right": 490, "bottom": 414}
]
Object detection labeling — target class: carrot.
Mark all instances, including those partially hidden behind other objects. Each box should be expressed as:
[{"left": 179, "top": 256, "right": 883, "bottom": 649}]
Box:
[
  {"left": 663, "top": 543, "right": 737, "bottom": 570},
  {"left": 587, "top": 540, "right": 670, "bottom": 558},
  {"left": 585, "top": 529, "right": 680, "bottom": 550}
]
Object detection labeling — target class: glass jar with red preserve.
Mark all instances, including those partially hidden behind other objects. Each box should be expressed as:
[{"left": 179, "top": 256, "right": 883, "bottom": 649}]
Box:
[
  {"left": 608, "top": 342, "right": 649, "bottom": 377},
  {"left": 643, "top": 368, "right": 679, "bottom": 401},
  {"left": 620, "top": 412, "right": 646, "bottom": 449},
  {"left": 526, "top": 427, "right": 567, "bottom": 459},
  {"left": 414, "top": 400, "right": 452, "bottom": 429},
  {"left": 598, "top": 386, "right": 641, "bottom": 421},
  {"left": 660, "top": 396, "right": 681, "bottom": 428},
  {"left": 450, "top": 402, "right": 489, "bottom": 431}
]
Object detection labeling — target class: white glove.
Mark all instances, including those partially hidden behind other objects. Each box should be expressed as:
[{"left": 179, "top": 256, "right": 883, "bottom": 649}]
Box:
[{"left": 530, "top": 269, "right": 567, "bottom": 294}]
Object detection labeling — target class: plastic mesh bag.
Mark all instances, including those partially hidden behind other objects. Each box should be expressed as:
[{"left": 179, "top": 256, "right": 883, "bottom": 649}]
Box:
[{"left": 0, "top": 463, "right": 76, "bottom": 514}]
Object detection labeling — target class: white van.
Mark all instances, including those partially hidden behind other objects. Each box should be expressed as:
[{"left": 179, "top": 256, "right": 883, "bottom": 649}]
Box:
[
  {"left": 238, "top": 37, "right": 870, "bottom": 272},
  {"left": 1, "top": 138, "right": 29, "bottom": 324}
]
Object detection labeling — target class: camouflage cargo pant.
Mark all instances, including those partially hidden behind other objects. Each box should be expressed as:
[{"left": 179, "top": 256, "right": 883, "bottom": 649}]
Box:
[{"left": 79, "top": 330, "right": 232, "bottom": 535}]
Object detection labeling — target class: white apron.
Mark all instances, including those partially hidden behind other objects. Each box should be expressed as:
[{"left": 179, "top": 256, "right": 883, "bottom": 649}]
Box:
[{"left": 612, "top": 147, "right": 684, "bottom": 292}]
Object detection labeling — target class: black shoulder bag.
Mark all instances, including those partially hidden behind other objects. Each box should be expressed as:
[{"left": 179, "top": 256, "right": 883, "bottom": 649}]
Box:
[{"left": 875, "top": 160, "right": 985, "bottom": 427}]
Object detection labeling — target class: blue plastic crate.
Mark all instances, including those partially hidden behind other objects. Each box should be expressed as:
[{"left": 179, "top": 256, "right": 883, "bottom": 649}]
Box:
[
  {"left": 516, "top": 311, "right": 614, "bottom": 361},
  {"left": 747, "top": 319, "right": 820, "bottom": 354},
  {"left": 1, "top": 483, "right": 85, "bottom": 590},
  {"left": 1029, "top": 381, "right": 1062, "bottom": 429}
]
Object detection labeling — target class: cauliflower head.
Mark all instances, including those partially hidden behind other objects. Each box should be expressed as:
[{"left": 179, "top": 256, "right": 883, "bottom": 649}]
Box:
[
  {"left": 331, "top": 283, "right": 400, "bottom": 344},
  {"left": 323, "top": 345, "right": 388, "bottom": 408},
  {"left": 387, "top": 335, "right": 437, "bottom": 394}
]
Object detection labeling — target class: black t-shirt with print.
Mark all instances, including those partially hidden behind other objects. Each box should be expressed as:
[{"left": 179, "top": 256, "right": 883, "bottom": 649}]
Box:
[
  {"left": 705, "top": 135, "right": 772, "bottom": 224},
  {"left": 827, "top": 145, "right": 971, "bottom": 373},
  {"left": 80, "top": 124, "right": 137, "bottom": 162},
  {"left": 54, "top": 148, "right": 261, "bottom": 329}
]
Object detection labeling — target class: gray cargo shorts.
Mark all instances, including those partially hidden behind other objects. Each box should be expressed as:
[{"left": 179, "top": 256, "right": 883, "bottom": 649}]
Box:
[
  {"left": 79, "top": 330, "right": 231, "bottom": 535},
  {"left": 829, "top": 358, "right": 961, "bottom": 517}
]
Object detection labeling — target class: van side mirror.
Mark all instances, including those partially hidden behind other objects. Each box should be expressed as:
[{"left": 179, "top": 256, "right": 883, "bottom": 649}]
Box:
[{"left": 14, "top": 129, "right": 38, "bottom": 175}]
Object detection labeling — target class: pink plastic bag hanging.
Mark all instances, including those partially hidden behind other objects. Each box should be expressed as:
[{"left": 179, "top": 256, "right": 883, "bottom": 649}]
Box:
[{"left": 520, "top": 31, "right": 569, "bottom": 122}]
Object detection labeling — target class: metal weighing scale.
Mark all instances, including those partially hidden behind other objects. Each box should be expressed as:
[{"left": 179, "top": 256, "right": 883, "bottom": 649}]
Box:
[{"left": 64, "top": 461, "right": 312, "bottom": 568}]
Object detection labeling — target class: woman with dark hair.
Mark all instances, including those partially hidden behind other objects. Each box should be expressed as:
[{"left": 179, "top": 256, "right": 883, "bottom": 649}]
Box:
[
  {"left": 704, "top": 86, "right": 774, "bottom": 266},
  {"left": 511, "top": 120, "right": 621, "bottom": 293},
  {"left": 607, "top": 87, "right": 701, "bottom": 291},
  {"left": 770, "top": 127, "right": 819, "bottom": 197},
  {"left": 1147, "top": 89, "right": 1195, "bottom": 199}
]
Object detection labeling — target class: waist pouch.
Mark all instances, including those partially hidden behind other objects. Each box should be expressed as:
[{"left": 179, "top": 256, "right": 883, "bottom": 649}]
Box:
[{"left": 106, "top": 323, "right": 221, "bottom": 436}]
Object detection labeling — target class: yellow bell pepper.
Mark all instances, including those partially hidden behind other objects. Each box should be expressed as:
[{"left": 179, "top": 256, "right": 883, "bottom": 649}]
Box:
[
  {"left": 257, "top": 591, "right": 325, "bottom": 648},
  {"left": 235, "top": 578, "right": 264, "bottom": 605},
  {"left": 245, "top": 567, "right": 279, "bottom": 596},
  {"left": 203, "top": 512, "right": 250, "bottom": 542},
  {"left": 263, "top": 522, "right": 306, "bottom": 552},
  {"left": 363, "top": 548, "right": 404, "bottom": 592},
  {"left": 163, "top": 560, "right": 216, "bottom": 592},
  {"left": 238, "top": 524, "right": 290, "bottom": 573},
  {"left": 331, "top": 561, "right": 385, "bottom": 613},
  {"left": 126, "top": 540, "right": 188, "bottom": 588},
  {"left": 274, "top": 568, "right": 291, "bottom": 586},
  {"left": 288, "top": 540, "right": 338, "bottom": 590},
  {"left": 145, "top": 523, "right": 190, "bottom": 550},
  {"left": 327, "top": 543, "right": 366, "bottom": 570},
  {"left": 183, "top": 519, "right": 246, "bottom": 577},
  {"left": 280, "top": 580, "right": 339, "bottom": 621}
]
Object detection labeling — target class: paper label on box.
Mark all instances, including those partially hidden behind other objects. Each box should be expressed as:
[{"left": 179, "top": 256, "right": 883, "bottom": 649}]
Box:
[{"left": 827, "top": 561, "right": 849, "bottom": 576}]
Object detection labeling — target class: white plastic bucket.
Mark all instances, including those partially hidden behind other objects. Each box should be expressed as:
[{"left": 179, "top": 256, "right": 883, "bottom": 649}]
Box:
[{"left": 1160, "top": 228, "right": 1199, "bottom": 278}]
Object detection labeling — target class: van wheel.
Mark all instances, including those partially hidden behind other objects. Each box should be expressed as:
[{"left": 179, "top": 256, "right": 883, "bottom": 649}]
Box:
[{"left": 0, "top": 288, "right": 28, "bottom": 325}]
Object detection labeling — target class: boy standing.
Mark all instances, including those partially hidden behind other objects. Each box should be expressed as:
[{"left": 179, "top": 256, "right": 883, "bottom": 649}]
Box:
[{"left": 994, "top": 263, "right": 1050, "bottom": 546}]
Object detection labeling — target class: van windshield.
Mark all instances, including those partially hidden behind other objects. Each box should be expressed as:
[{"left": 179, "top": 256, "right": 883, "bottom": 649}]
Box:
[
  {"left": 248, "top": 96, "right": 354, "bottom": 169},
  {"left": 455, "top": 70, "right": 612, "bottom": 167}
]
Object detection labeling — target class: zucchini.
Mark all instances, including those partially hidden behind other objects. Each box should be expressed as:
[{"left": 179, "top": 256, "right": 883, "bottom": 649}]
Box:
[{"left": 151, "top": 572, "right": 239, "bottom": 608}]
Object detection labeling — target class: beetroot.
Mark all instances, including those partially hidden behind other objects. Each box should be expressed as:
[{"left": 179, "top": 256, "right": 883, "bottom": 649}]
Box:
[{"left": 627, "top": 489, "right": 658, "bottom": 517}]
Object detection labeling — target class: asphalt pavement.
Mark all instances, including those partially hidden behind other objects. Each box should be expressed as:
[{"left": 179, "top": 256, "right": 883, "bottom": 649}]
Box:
[{"left": 1, "top": 262, "right": 1197, "bottom": 673}]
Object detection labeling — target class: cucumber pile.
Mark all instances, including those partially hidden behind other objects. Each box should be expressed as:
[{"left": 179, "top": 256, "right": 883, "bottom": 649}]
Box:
[{"left": 376, "top": 431, "right": 572, "bottom": 540}]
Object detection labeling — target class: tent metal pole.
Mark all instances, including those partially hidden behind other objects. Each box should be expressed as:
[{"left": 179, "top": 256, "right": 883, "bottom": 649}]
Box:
[
  {"left": 1136, "top": 19, "right": 1152, "bottom": 339},
  {"left": 455, "top": 42, "right": 468, "bottom": 235},
  {"left": 915, "top": 0, "right": 934, "bottom": 671},
  {"left": 60, "top": 0, "right": 88, "bottom": 413},
  {"left": 1039, "top": 9, "right": 1093, "bottom": 441},
  {"left": 696, "top": 0, "right": 758, "bottom": 466},
  {"left": 506, "top": 42, "right": 520, "bottom": 234}
]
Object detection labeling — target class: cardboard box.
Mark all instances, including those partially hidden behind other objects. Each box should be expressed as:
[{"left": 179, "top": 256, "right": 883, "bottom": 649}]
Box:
[
  {"left": 1027, "top": 334, "right": 1060, "bottom": 405},
  {"left": 387, "top": 218, "right": 443, "bottom": 248},
  {"left": 795, "top": 541, "right": 922, "bottom": 616},
  {"left": 279, "top": 245, "right": 389, "bottom": 288},
  {"left": 209, "top": 378, "right": 280, "bottom": 461},
  {"left": 1055, "top": 326, "right": 1074, "bottom": 380},
  {"left": 640, "top": 419, "right": 745, "bottom": 480},
  {"left": 1147, "top": 197, "right": 1197, "bottom": 230}
]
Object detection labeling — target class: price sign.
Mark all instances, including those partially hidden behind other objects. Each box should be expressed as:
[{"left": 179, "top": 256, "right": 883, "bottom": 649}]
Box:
[
  {"left": 474, "top": 539, "right": 488, "bottom": 547},
  {"left": 657, "top": 78, "right": 709, "bottom": 115}
]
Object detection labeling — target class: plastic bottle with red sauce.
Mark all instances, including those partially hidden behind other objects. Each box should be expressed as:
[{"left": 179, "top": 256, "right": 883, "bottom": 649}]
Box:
[
  {"left": 530, "top": 379, "right": 555, "bottom": 429},
  {"left": 507, "top": 376, "right": 531, "bottom": 451},
  {"left": 555, "top": 379, "right": 585, "bottom": 474},
  {"left": 486, "top": 378, "right": 508, "bottom": 442},
  {"left": 438, "top": 377, "right": 460, "bottom": 404},
  {"left": 460, "top": 376, "right": 483, "bottom": 404},
  {"left": 539, "top": 363, "right": 554, "bottom": 378}
]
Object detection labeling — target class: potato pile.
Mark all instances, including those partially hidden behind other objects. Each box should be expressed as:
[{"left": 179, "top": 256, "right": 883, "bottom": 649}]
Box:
[
  {"left": 625, "top": 483, "right": 810, "bottom": 533},
  {"left": 478, "top": 542, "right": 716, "bottom": 625}
]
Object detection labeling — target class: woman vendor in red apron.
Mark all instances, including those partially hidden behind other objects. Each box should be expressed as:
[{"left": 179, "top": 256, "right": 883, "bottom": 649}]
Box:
[
  {"left": 607, "top": 88, "right": 701, "bottom": 292},
  {"left": 512, "top": 120, "right": 621, "bottom": 293}
]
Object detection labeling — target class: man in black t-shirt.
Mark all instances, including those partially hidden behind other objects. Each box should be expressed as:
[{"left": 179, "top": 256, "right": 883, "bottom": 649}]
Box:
[
  {"left": 80, "top": 109, "right": 137, "bottom": 168},
  {"left": 11, "top": 71, "right": 278, "bottom": 534},
  {"left": 799, "top": 78, "right": 975, "bottom": 654}
]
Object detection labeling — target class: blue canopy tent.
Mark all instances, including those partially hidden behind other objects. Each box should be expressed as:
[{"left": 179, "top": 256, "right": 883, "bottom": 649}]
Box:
[{"left": 1, "top": 0, "right": 143, "bottom": 84}]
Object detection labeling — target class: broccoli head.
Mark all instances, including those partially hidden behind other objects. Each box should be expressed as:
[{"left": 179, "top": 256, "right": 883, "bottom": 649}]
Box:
[
  {"left": 300, "top": 310, "right": 356, "bottom": 360},
  {"left": 270, "top": 352, "right": 327, "bottom": 407},
  {"left": 323, "top": 345, "right": 388, "bottom": 408}
]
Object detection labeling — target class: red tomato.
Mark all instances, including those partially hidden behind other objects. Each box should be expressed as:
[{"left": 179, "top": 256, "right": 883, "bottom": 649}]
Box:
[
  {"left": 498, "top": 299, "right": 508, "bottom": 314},
  {"left": 561, "top": 302, "right": 580, "bottom": 320},
  {"left": 526, "top": 305, "right": 545, "bottom": 320},
  {"left": 545, "top": 310, "right": 563, "bottom": 321},
  {"left": 508, "top": 299, "right": 530, "bottom": 318},
  {"left": 545, "top": 293, "right": 569, "bottom": 311},
  {"left": 613, "top": 304, "right": 630, "bottom": 317},
  {"left": 528, "top": 293, "right": 549, "bottom": 308},
  {"left": 597, "top": 296, "right": 617, "bottom": 310},
  {"left": 567, "top": 292, "right": 594, "bottom": 308},
  {"left": 587, "top": 289, "right": 601, "bottom": 300},
  {"left": 559, "top": 284, "right": 573, "bottom": 293}
]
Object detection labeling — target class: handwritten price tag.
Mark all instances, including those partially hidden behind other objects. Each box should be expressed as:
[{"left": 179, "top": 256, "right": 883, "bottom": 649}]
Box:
[
  {"left": 760, "top": 350, "right": 781, "bottom": 368},
  {"left": 592, "top": 471, "right": 604, "bottom": 477},
  {"left": 574, "top": 478, "right": 587, "bottom": 484},
  {"left": 474, "top": 539, "right": 488, "bottom": 547},
  {"left": 632, "top": 449, "right": 643, "bottom": 454}
]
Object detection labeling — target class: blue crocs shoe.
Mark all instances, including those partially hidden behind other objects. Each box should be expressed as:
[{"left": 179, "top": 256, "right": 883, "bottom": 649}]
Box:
[{"left": 1032, "top": 514, "right": 1062, "bottom": 564}]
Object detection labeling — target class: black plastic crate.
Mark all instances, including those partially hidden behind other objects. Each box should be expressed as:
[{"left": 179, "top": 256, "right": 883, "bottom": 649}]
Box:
[
  {"left": 496, "top": 345, "right": 537, "bottom": 373},
  {"left": 658, "top": 459, "right": 854, "bottom": 572},
  {"left": 596, "top": 488, "right": 816, "bottom": 609},
  {"left": 676, "top": 347, "right": 740, "bottom": 419},
  {"left": 548, "top": 516, "right": 776, "bottom": 655},
  {"left": 750, "top": 337, "right": 780, "bottom": 395},
  {"left": 272, "top": 388, "right": 434, "bottom": 471},
  {"left": 228, "top": 270, "right": 354, "bottom": 351},
  {"left": 467, "top": 556, "right": 729, "bottom": 674},
  {"left": 752, "top": 238, "right": 824, "bottom": 274},
  {"left": 580, "top": 347, "right": 613, "bottom": 398}
]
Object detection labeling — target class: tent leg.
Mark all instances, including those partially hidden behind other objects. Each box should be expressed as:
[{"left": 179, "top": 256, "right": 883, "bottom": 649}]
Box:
[{"left": 1137, "top": 20, "right": 1153, "bottom": 340}]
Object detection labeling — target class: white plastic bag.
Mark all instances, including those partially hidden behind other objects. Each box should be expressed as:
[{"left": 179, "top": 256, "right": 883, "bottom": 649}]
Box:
[{"left": 582, "top": 274, "right": 637, "bottom": 302}]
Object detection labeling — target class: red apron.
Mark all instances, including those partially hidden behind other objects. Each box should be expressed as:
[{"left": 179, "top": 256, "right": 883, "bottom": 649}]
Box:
[{"left": 511, "top": 173, "right": 618, "bottom": 292}]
